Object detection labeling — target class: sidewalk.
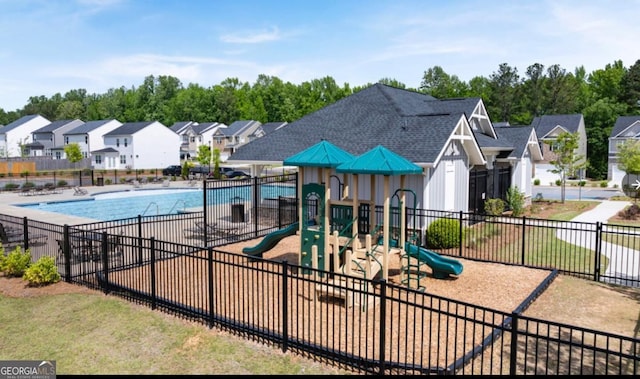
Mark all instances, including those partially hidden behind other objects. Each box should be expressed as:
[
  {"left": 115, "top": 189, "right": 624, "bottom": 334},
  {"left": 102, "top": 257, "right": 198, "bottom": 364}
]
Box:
[{"left": 560, "top": 200, "right": 638, "bottom": 284}]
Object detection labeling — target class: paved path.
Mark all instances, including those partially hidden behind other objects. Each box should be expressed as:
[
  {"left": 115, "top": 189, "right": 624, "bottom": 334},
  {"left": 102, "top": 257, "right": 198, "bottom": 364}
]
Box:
[{"left": 559, "top": 200, "right": 639, "bottom": 285}]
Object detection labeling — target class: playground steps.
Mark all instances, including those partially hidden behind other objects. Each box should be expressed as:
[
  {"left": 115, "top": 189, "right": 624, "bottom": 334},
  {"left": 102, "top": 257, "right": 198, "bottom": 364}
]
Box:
[{"left": 315, "top": 277, "right": 379, "bottom": 310}]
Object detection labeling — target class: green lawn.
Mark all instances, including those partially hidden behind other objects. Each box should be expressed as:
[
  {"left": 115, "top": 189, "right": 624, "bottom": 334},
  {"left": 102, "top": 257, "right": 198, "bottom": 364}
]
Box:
[{"left": 0, "top": 291, "right": 349, "bottom": 375}]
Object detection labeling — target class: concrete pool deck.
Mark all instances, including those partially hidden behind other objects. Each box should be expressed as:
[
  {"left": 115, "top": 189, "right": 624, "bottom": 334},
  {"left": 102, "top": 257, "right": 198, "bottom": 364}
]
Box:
[{"left": 0, "top": 181, "right": 204, "bottom": 226}]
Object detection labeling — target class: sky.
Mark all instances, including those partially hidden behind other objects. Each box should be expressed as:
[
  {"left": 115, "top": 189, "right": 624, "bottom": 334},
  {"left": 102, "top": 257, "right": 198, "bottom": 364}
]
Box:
[{"left": 1, "top": 0, "right": 639, "bottom": 112}]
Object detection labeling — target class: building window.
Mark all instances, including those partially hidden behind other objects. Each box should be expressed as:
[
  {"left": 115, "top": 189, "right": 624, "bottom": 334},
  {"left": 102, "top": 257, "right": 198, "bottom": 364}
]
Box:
[
  {"left": 120, "top": 155, "right": 126, "bottom": 164},
  {"left": 124, "top": 138, "right": 128, "bottom": 147},
  {"left": 190, "top": 136, "right": 195, "bottom": 143},
  {"left": 55, "top": 151, "right": 61, "bottom": 159},
  {"left": 65, "top": 137, "right": 69, "bottom": 144},
  {"left": 83, "top": 151, "right": 87, "bottom": 158},
  {"left": 85, "top": 136, "right": 88, "bottom": 144},
  {"left": 95, "top": 155, "right": 102, "bottom": 164},
  {"left": 198, "top": 136, "right": 202, "bottom": 142},
  {"left": 116, "top": 138, "right": 120, "bottom": 147}
]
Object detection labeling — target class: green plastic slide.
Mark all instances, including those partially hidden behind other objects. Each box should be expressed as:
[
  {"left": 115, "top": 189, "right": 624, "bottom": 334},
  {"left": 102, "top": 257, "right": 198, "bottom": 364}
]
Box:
[
  {"left": 405, "top": 242, "right": 463, "bottom": 279},
  {"left": 242, "top": 222, "right": 299, "bottom": 257}
]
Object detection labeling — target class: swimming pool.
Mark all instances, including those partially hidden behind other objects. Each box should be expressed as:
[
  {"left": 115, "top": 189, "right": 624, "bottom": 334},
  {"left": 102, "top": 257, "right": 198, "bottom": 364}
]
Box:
[{"left": 19, "top": 185, "right": 295, "bottom": 221}]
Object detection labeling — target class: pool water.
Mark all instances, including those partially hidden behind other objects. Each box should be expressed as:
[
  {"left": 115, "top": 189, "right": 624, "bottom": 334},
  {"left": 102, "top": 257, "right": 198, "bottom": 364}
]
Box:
[{"left": 19, "top": 185, "right": 295, "bottom": 221}]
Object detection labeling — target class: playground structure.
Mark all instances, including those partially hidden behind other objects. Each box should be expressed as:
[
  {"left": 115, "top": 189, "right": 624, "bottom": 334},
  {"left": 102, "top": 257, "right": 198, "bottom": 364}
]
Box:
[{"left": 280, "top": 141, "right": 464, "bottom": 308}]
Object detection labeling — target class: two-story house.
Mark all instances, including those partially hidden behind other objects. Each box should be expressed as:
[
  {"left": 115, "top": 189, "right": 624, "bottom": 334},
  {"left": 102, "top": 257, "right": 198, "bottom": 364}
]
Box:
[
  {"left": 27, "top": 119, "right": 85, "bottom": 158},
  {"left": 64, "top": 119, "right": 123, "bottom": 161},
  {"left": 0, "top": 115, "right": 51, "bottom": 157},
  {"left": 608, "top": 115, "right": 640, "bottom": 187},
  {"left": 247, "top": 121, "right": 287, "bottom": 142},
  {"left": 531, "top": 114, "right": 587, "bottom": 184},
  {"left": 170, "top": 121, "right": 227, "bottom": 160},
  {"left": 212, "top": 120, "right": 262, "bottom": 161},
  {"left": 94, "top": 121, "right": 180, "bottom": 170}
]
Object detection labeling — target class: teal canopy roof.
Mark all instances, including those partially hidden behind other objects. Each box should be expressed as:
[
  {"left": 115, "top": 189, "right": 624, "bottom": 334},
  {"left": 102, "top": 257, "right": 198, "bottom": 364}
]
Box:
[
  {"left": 336, "top": 145, "right": 423, "bottom": 175},
  {"left": 283, "top": 140, "right": 355, "bottom": 167}
]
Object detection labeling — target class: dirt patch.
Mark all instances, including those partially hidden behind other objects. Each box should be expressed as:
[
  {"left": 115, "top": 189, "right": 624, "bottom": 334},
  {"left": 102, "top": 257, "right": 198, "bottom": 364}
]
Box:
[{"left": 0, "top": 275, "right": 98, "bottom": 297}]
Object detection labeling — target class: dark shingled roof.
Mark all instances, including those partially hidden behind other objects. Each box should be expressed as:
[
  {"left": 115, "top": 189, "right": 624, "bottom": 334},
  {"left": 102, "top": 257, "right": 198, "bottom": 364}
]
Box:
[
  {"left": 34, "top": 119, "right": 84, "bottom": 133},
  {"left": 531, "top": 114, "right": 583, "bottom": 138},
  {"left": 192, "top": 122, "right": 224, "bottom": 134},
  {"left": 0, "top": 115, "right": 46, "bottom": 133},
  {"left": 495, "top": 126, "right": 535, "bottom": 159},
  {"left": 91, "top": 147, "right": 119, "bottom": 153},
  {"left": 65, "top": 120, "right": 117, "bottom": 135},
  {"left": 223, "top": 120, "right": 261, "bottom": 136},
  {"left": 169, "top": 121, "right": 195, "bottom": 133},
  {"left": 260, "top": 122, "right": 287, "bottom": 135},
  {"left": 104, "top": 121, "right": 157, "bottom": 136},
  {"left": 611, "top": 115, "right": 640, "bottom": 137},
  {"left": 229, "top": 84, "right": 469, "bottom": 164}
]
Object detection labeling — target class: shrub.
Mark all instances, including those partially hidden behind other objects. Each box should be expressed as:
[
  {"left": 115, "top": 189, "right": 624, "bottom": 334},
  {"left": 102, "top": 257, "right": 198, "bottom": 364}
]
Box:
[
  {"left": 555, "top": 179, "right": 562, "bottom": 186},
  {"left": 4, "top": 183, "right": 19, "bottom": 191},
  {"left": 426, "top": 218, "right": 463, "bottom": 249},
  {"left": 506, "top": 186, "right": 525, "bottom": 217},
  {"left": 1, "top": 246, "right": 31, "bottom": 277},
  {"left": 533, "top": 178, "right": 540, "bottom": 185},
  {"left": 484, "top": 198, "right": 505, "bottom": 216},
  {"left": 23, "top": 256, "right": 60, "bottom": 286},
  {"left": 600, "top": 180, "right": 608, "bottom": 188},
  {"left": 22, "top": 181, "right": 35, "bottom": 189},
  {"left": 105, "top": 178, "right": 112, "bottom": 185},
  {"left": 57, "top": 180, "right": 68, "bottom": 187},
  {"left": 617, "top": 204, "right": 640, "bottom": 220}
]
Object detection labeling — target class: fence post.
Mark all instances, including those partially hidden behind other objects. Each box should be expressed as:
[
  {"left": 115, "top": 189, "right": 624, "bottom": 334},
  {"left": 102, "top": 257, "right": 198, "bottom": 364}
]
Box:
[
  {"left": 459, "top": 211, "right": 463, "bottom": 257},
  {"left": 22, "top": 217, "right": 29, "bottom": 250},
  {"left": 150, "top": 237, "right": 156, "bottom": 310},
  {"left": 282, "top": 260, "right": 289, "bottom": 353},
  {"left": 378, "top": 279, "right": 387, "bottom": 375},
  {"left": 203, "top": 184, "right": 208, "bottom": 244},
  {"left": 208, "top": 246, "right": 214, "bottom": 329},
  {"left": 509, "top": 312, "right": 519, "bottom": 376},
  {"left": 521, "top": 216, "right": 526, "bottom": 266},
  {"left": 137, "top": 215, "right": 143, "bottom": 265},
  {"left": 63, "top": 224, "right": 71, "bottom": 282},
  {"left": 252, "top": 176, "right": 258, "bottom": 238},
  {"left": 101, "top": 231, "right": 109, "bottom": 295},
  {"left": 595, "top": 222, "right": 602, "bottom": 282}
]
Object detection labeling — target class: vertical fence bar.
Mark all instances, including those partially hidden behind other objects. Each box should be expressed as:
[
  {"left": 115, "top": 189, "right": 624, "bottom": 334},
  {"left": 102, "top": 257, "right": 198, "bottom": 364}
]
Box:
[
  {"left": 22, "top": 217, "right": 29, "bottom": 250},
  {"left": 282, "top": 260, "right": 289, "bottom": 353},
  {"left": 208, "top": 246, "right": 214, "bottom": 329},
  {"left": 459, "top": 211, "right": 463, "bottom": 257},
  {"left": 378, "top": 279, "right": 387, "bottom": 375},
  {"left": 101, "top": 231, "right": 109, "bottom": 295},
  {"left": 595, "top": 222, "right": 602, "bottom": 282},
  {"left": 509, "top": 312, "right": 519, "bottom": 376},
  {"left": 252, "top": 176, "right": 258, "bottom": 238},
  {"left": 203, "top": 184, "right": 208, "bottom": 244},
  {"left": 137, "top": 216, "right": 143, "bottom": 265},
  {"left": 150, "top": 237, "right": 156, "bottom": 310},
  {"left": 63, "top": 224, "right": 71, "bottom": 282},
  {"left": 521, "top": 216, "right": 526, "bottom": 266}
]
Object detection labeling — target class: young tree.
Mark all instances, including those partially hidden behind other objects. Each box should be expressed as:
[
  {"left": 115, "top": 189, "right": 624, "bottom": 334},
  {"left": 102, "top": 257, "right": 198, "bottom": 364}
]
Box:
[
  {"left": 212, "top": 148, "right": 222, "bottom": 179},
  {"left": 195, "top": 145, "right": 212, "bottom": 172},
  {"left": 546, "top": 132, "right": 588, "bottom": 203},
  {"left": 64, "top": 143, "right": 83, "bottom": 168}
]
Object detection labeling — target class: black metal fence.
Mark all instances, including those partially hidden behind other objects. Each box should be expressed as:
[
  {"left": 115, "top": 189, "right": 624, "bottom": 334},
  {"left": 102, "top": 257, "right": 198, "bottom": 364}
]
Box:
[{"left": 1, "top": 184, "right": 640, "bottom": 374}]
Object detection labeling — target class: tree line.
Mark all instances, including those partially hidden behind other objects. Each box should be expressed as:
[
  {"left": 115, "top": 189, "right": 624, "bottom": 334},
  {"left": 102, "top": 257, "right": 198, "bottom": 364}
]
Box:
[{"left": 1, "top": 59, "right": 639, "bottom": 180}]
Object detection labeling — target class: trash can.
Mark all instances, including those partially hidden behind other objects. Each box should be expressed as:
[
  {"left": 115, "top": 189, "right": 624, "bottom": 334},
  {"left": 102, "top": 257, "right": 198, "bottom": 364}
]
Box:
[
  {"left": 231, "top": 203, "right": 245, "bottom": 222},
  {"left": 96, "top": 177, "right": 104, "bottom": 186}
]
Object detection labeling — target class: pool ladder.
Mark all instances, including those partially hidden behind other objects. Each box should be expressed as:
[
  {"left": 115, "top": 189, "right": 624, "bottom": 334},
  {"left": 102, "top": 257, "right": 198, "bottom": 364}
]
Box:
[
  {"left": 168, "top": 199, "right": 186, "bottom": 214},
  {"left": 141, "top": 202, "right": 159, "bottom": 216}
]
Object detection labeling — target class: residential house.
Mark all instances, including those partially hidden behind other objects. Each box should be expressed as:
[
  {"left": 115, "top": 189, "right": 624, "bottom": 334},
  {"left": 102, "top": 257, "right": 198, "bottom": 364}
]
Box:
[
  {"left": 0, "top": 115, "right": 50, "bottom": 157},
  {"left": 228, "top": 84, "right": 543, "bottom": 214},
  {"left": 248, "top": 121, "right": 287, "bottom": 142},
  {"left": 26, "top": 119, "right": 85, "bottom": 159},
  {"left": 228, "top": 85, "right": 480, "bottom": 212},
  {"left": 531, "top": 114, "right": 587, "bottom": 185},
  {"left": 94, "top": 121, "right": 180, "bottom": 170},
  {"left": 170, "top": 121, "right": 227, "bottom": 160},
  {"left": 212, "top": 120, "right": 262, "bottom": 161},
  {"left": 64, "top": 119, "right": 123, "bottom": 162},
  {"left": 608, "top": 115, "right": 640, "bottom": 187}
]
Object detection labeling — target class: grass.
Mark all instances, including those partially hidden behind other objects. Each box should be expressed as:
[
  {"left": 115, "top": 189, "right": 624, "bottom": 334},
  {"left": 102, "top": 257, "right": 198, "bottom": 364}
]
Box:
[{"left": 0, "top": 292, "right": 349, "bottom": 375}]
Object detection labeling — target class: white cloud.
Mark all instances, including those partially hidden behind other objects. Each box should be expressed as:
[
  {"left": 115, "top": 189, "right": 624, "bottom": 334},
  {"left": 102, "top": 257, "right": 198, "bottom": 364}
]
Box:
[{"left": 220, "top": 26, "right": 282, "bottom": 44}]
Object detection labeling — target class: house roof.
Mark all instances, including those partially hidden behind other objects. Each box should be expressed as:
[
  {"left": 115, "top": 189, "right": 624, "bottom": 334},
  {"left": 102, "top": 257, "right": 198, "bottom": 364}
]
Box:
[
  {"left": 495, "top": 125, "right": 542, "bottom": 160},
  {"left": 223, "top": 120, "right": 261, "bottom": 136},
  {"left": 260, "top": 122, "right": 287, "bottom": 135},
  {"left": 229, "top": 83, "right": 483, "bottom": 166},
  {"left": 65, "top": 119, "right": 117, "bottom": 135},
  {"left": 91, "top": 147, "right": 119, "bottom": 153},
  {"left": 169, "top": 121, "right": 196, "bottom": 134},
  {"left": 0, "top": 115, "right": 48, "bottom": 133},
  {"left": 283, "top": 140, "right": 355, "bottom": 167},
  {"left": 34, "top": 119, "right": 83, "bottom": 133},
  {"left": 104, "top": 121, "right": 156, "bottom": 136},
  {"left": 193, "top": 122, "right": 225, "bottom": 134},
  {"left": 610, "top": 115, "right": 640, "bottom": 138},
  {"left": 336, "top": 145, "right": 423, "bottom": 175},
  {"left": 531, "top": 114, "right": 583, "bottom": 138}
]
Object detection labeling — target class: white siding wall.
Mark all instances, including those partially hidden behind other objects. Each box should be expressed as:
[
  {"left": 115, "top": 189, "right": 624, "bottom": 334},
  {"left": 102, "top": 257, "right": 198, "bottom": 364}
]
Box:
[
  {"left": 132, "top": 123, "right": 180, "bottom": 169},
  {"left": 425, "top": 140, "right": 469, "bottom": 212},
  {"left": 2, "top": 116, "right": 50, "bottom": 157}
]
